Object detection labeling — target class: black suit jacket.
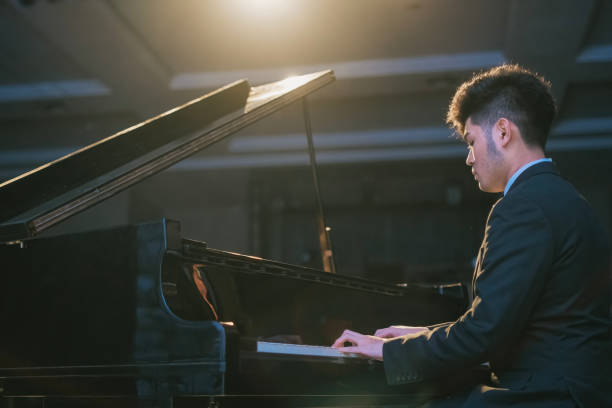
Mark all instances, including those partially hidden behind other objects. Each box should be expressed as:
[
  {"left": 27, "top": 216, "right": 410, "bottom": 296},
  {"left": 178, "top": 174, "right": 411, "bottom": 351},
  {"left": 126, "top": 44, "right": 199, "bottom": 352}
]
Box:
[{"left": 383, "top": 162, "right": 612, "bottom": 407}]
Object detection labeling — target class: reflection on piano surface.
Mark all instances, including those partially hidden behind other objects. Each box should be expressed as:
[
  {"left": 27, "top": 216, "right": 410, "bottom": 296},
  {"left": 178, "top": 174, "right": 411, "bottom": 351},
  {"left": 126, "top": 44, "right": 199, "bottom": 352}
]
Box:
[{"left": 0, "top": 72, "right": 482, "bottom": 407}]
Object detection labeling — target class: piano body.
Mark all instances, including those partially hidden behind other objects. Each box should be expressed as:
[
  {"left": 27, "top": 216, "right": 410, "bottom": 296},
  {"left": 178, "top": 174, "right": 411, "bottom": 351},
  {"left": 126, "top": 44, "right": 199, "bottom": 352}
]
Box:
[{"left": 0, "top": 71, "right": 476, "bottom": 407}]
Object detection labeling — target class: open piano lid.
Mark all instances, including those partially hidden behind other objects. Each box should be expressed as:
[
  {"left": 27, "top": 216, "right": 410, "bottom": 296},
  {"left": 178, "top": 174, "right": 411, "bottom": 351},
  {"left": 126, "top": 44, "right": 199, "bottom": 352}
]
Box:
[{"left": 0, "top": 70, "right": 335, "bottom": 243}]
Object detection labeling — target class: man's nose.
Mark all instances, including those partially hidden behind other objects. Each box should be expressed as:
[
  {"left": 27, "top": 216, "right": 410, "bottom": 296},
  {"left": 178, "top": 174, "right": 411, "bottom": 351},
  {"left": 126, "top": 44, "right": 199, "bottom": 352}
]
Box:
[{"left": 465, "top": 150, "right": 474, "bottom": 166}]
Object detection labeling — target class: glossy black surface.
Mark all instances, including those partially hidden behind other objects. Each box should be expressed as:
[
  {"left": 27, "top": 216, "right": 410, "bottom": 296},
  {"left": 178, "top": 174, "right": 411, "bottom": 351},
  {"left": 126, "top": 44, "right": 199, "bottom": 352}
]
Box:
[
  {"left": 0, "top": 71, "right": 335, "bottom": 242},
  {"left": 0, "top": 220, "right": 226, "bottom": 405},
  {"left": 0, "top": 81, "right": 249, "bottom": 233},
  {"left": 0, "top": 219, "right": 472, "bottom": 407}
]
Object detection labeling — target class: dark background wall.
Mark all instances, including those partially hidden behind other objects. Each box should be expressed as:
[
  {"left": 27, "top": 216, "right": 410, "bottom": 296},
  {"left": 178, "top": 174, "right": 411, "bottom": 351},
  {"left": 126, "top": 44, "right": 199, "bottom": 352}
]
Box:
[{"left": 1, "top": 0, "right": 611, "bottom": 289}]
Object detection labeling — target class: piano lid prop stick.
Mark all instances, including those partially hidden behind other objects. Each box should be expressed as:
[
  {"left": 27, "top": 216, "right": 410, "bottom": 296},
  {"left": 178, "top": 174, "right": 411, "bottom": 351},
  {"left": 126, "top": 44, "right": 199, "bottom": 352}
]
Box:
[{"left": 302, "top": 97, "right": 337, "bottom": 274}]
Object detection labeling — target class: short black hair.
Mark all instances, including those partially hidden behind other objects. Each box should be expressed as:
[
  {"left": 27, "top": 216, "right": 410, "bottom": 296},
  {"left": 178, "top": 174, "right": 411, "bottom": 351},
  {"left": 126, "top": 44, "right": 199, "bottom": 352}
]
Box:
[{"left": 446, "top": 64, "right": 557, "bottom": 149}]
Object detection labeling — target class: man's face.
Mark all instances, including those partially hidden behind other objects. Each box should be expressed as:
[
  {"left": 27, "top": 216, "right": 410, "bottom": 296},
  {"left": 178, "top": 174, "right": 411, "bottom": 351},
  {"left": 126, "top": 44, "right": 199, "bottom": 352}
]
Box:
[{"left": 464, "top": 117, "right": 505, "bottom": 193}]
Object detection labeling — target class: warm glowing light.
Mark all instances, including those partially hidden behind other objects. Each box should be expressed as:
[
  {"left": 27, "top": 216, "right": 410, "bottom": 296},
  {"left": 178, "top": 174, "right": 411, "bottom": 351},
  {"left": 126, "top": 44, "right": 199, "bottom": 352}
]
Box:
[
  {"left": 247, "top": 74, "right": 312, "bottom": 103},
  {"left": 278, "top": 75, "right": 309, "bottom": 88},
  {"left": 227, "top": 0, "right": 296, "bottom": 18}
]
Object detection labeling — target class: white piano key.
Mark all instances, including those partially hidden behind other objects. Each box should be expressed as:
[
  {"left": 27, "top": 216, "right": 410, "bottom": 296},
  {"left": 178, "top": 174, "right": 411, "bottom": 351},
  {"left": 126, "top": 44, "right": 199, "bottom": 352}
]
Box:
[{"left": 256, "top": 341, "right": 362, "bottom": 359}]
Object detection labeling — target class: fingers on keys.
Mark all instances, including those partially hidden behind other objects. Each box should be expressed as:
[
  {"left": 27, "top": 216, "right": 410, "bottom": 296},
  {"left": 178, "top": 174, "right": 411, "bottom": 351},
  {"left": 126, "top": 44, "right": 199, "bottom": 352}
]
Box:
[{"left": 332, "top": 329, "right": 363, "bottom": 348}]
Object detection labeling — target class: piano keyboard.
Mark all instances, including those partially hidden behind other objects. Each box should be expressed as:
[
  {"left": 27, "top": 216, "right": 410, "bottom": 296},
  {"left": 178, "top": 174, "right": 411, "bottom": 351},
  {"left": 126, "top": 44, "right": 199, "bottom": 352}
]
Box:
[{"left": 256, "top": 341, "right": 362, "bottom": 359}]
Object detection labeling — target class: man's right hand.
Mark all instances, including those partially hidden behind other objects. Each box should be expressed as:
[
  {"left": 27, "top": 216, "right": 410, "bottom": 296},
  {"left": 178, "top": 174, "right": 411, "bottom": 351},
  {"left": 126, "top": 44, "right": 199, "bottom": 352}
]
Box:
[{"left": 374, "top": 325, "right": 429, "bottom": 338}]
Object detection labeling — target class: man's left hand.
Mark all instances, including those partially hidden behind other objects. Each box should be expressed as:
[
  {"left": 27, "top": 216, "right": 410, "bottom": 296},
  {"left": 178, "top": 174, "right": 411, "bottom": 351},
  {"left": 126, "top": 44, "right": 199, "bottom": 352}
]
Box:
[{"left": 331, "top": 329, "right": 387, "bottom": 361}]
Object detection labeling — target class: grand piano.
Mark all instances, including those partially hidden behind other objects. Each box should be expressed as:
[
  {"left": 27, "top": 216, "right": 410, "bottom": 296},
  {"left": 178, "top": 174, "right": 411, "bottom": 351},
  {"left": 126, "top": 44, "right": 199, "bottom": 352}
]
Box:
[{"left": 0, "top": 71, "right": 477, "bottom": 407}]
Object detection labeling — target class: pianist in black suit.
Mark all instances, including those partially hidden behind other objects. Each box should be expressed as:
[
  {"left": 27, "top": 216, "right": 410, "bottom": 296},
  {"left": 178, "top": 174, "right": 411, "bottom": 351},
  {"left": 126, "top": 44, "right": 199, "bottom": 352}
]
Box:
[{"left": 332, "top": 64, "right": 612, "bottom": 407}]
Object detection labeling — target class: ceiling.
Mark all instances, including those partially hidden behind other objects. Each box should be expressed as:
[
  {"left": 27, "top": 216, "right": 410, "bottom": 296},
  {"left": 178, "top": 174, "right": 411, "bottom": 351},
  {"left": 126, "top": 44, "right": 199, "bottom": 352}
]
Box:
[{"left": 1, "top": 0, "right": 611, "bottom": 182}]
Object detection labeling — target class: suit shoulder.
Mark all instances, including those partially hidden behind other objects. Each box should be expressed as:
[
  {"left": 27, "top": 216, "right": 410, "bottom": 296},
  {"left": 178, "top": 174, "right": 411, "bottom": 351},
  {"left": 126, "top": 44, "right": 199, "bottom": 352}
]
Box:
[{"left": 505, "top": 171, "right": 583, "bottom": 208}]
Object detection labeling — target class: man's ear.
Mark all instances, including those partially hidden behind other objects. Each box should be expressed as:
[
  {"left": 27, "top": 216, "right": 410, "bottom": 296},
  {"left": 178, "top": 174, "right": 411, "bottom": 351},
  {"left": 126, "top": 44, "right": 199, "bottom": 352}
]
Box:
[{"left": 496, "top": 118, "right": 512, "bottom": 147}]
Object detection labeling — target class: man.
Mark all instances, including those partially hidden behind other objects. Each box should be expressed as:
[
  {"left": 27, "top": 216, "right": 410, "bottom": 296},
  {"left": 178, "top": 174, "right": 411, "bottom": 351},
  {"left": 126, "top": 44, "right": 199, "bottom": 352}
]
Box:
[{"left": 332, "top": 64, "right": 612, "bottom": 407}]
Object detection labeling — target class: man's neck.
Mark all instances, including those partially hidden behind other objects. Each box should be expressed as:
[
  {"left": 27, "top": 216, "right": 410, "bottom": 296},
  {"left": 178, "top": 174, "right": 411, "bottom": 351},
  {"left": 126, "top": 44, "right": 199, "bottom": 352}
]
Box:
[
  {"left": 503, "top": 152, "right": 550, "bottom": 195},
  {"left": 504, "top": 149, "right": 545, "bottom": 186}
]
